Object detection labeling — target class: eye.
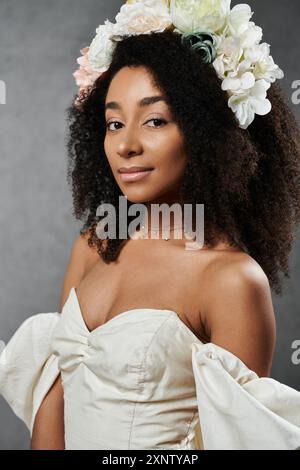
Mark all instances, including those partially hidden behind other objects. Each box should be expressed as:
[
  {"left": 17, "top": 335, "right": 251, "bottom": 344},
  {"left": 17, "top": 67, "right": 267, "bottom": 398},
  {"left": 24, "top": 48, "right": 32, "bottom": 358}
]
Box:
[
  {"left": 106, "top": 118, "right": 167, "bottom": 132},
  {"left": 146, "top": 118, "right": 167, "bottom": 128},
  {"left": 106, "top": 121, "right": 122, "bottom": 132}
]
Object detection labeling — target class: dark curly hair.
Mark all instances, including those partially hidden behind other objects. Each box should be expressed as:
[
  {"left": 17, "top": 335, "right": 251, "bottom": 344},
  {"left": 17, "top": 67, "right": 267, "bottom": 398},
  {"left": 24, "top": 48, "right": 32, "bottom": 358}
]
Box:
[{"left": 65, "top": 30, "right": 300, "bottom": 295}]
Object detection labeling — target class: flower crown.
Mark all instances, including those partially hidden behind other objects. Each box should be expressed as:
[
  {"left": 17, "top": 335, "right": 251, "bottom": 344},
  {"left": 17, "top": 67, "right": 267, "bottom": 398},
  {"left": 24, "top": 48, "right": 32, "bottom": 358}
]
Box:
[{"left": 73, "top": 0, "right": 284, "bottom": 130}]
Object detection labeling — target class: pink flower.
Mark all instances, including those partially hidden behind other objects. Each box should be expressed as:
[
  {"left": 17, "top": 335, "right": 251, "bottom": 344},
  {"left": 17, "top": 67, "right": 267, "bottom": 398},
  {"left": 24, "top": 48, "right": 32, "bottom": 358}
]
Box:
[{"left": 73, "top": 46, "right": 101, "bottom": 93}]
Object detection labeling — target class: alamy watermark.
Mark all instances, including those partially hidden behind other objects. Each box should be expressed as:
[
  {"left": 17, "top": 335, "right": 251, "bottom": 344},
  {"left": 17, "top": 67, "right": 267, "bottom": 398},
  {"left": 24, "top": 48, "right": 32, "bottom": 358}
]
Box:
[
  {"left": 291, "top": 80, "right": 300, "bottom": 105},
  {"left": 0, "top": 80, "right": 6, "bottom": 104},
  {"left": 0, "top": 340, "right": 6, "bottom": 366},
  {"left": 291, "top": 340, "right": 300, "bottom": 365},
  {"left": 94, "top": 197, "right": 204, "bottom": 251}
]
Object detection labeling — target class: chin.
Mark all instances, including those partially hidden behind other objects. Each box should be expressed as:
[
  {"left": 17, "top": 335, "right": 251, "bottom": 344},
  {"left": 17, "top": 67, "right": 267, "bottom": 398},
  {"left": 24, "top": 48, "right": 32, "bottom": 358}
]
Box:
[
  {"left": 123, "top": 192, "right": 151, "bottom": 205},
  {"left": 123, "top": 186, "right": 162, "bottom": 204}
]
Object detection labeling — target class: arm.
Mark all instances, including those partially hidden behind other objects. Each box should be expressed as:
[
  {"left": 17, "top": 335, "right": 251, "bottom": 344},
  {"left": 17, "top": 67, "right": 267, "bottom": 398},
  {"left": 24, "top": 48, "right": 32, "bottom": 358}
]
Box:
[
  {"left": 31, "top": 233, "right": 93, "bottom": 449},
  {"left": 201, "top": 256, "right": 276, "bottom": 377},
  {"left": 30, "top": 374, "right": 65, "bottom": 449}
]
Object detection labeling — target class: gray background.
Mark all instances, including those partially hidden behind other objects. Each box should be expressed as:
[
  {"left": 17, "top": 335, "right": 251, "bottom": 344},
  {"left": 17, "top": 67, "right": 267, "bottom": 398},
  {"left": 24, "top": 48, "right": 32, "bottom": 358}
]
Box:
[{"left": 0, "top": 0, "right": 299, "bottom": 449}]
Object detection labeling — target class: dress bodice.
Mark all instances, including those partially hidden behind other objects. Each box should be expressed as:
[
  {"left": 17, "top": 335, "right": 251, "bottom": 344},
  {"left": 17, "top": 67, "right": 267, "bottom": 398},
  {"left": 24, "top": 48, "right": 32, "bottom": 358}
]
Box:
[
  {"left": 51, "top": 287, "right": 203, "bottom": 449},
  {"left": 1, "top": 287, "right": 300, "bottom": 450}
]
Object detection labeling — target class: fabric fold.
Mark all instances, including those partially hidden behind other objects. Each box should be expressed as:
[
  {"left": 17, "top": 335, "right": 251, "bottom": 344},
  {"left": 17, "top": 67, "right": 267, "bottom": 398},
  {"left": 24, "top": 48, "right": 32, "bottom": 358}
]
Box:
[
  {"left": 191, "top": 342, "right": 300, "bottom": 450},
  {"left": 2, "top": 309, "right": 300, "bottom": 450},
  {"left": 0, "top": 312, "right": 61, "bottom": 437}
]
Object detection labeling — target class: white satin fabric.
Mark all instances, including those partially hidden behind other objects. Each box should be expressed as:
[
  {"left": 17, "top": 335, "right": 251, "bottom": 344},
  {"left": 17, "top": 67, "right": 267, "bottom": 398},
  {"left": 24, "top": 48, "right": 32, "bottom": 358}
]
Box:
[{"left": 1, "top": 286, "right": 300, "bottom": 450}]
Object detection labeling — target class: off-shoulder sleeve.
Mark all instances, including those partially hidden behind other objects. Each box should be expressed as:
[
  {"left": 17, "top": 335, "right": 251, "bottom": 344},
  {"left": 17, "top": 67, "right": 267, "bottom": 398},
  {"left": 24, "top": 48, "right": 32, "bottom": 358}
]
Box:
[
  {"left": 191, "top": 342, "right": 300, "bottom": 450},
  {"left": 0, "top": 312, "right": 61, "bottom": 437}
]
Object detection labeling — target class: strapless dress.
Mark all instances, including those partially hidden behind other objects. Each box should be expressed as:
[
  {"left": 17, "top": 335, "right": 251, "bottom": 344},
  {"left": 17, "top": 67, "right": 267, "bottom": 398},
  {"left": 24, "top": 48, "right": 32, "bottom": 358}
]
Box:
[{"left": 1, "top": 287, "right": 300, "bottom": 450}]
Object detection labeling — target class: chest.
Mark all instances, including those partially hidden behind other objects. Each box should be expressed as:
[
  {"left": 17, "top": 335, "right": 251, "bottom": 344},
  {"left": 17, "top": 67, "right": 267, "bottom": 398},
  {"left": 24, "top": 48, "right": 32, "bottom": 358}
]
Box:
[{"left": 75, "top": 240, "right": 210, "bottom": 342}]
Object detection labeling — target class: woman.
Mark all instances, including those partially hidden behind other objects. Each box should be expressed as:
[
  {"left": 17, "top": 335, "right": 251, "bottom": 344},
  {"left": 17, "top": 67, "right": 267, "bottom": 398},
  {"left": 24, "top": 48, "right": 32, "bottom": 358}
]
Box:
[{"left": 1, "top": 1, "right": 300, "bottom": 450}]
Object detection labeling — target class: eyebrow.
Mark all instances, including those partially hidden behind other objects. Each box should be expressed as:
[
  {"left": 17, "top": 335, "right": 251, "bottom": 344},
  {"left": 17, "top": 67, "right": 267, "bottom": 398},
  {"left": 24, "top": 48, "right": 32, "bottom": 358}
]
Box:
[{"left": 105, "top": 95, "right": 167, "bottom": 111}]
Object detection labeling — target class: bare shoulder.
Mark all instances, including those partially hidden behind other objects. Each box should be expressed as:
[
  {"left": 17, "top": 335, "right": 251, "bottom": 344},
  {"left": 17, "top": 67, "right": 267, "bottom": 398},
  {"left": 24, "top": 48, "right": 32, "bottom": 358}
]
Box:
[
  {"left": 203, "top": 250, "right": 271, "bottom": 293},
  {"left": 59, "top": 230, "right": 102, "bottom": 311},
  {"left": 75, "top": 229, "right": 101, "bottom": 261},
  {"left": 200, "top": 251, "right": 276, "bottom": 377}
]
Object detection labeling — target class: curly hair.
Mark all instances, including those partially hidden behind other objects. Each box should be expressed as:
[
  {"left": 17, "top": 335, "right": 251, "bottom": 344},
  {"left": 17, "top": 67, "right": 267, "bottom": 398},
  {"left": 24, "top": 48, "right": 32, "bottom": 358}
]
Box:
[{"left": 65, "top": 30, "right": 300, "bottom": 295}]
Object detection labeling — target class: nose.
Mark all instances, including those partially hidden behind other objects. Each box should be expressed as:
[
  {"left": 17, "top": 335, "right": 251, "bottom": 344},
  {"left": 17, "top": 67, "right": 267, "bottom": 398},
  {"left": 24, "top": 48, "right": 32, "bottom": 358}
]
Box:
[{"left": 116, "top": 125, "right": 143, "bottom": 159}]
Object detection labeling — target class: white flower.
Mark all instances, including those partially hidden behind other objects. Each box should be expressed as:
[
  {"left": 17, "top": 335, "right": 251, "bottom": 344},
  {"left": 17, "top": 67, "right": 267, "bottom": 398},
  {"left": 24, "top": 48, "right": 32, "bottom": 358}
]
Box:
[
  {"left": 88, "top": 20, "right": 116, "bottom": 72},
  {"left": 239, "top": 21, "right": 263, "bottom": 48},
  {"left": 212, "top": 35, "right": 243, "bottom": 78},
  {"left": 228, "top": 79, "right": 272, "bottom": 129},
  {"left": 244, "top": 43, "right": 284, "bottom": 83},
  {"left": 212, "top": 24, "right": 264, "bottom": 81},
  {"left": 113, "top": 0, "right": 172, "bottom": 38},
  {"left": 222, "top": 69, "right": 255, "bottom": 92},
  {"left": 170, "top": 0, "right": 231, "bottom": 34},
  {"left": 125, "top": 0, "right": 170, "bottom": 6},
  {"left": 225, "top": 3, "right": 253, "bottom": 37}
]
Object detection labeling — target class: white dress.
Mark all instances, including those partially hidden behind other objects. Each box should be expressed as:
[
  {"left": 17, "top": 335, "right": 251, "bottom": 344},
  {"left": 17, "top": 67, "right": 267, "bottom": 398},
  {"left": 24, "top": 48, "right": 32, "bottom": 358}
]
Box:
[{"left": 1, "top": 286, "right": 300, "bottom": 450}]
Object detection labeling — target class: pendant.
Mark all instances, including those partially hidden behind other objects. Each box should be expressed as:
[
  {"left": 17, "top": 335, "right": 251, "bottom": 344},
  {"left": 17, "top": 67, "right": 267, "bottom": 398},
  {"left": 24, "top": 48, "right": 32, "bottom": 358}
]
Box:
[{"left": 141, "top": 224, "right": 170, "bottom": 241}]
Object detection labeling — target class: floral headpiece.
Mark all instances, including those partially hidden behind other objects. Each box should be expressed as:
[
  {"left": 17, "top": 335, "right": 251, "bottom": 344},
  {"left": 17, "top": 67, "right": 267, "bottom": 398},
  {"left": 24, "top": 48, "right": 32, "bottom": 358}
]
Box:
[{"left": 73, "top": 0, "right": 284, "bottom": 130}]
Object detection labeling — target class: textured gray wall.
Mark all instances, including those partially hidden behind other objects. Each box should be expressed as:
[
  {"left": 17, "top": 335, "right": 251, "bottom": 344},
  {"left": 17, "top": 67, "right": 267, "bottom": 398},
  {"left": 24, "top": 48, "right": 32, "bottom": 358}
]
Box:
[{"left": 0, "top": 0, "right": 299, "bottom": 449}]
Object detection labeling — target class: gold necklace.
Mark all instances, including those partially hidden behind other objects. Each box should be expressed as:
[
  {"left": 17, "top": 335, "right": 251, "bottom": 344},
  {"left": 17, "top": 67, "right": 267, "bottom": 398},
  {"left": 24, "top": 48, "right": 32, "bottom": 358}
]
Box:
[{"left": 139, "top": 224, "right": 188, "bottom": 241}]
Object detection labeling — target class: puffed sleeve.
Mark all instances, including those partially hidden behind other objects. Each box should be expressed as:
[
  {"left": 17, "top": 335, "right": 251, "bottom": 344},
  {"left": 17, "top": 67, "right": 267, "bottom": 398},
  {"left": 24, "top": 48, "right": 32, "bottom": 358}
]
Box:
[
  {"left": 191, "top": 342, "right": 300, "bottom": 450},
  {"left": 0, "top": 312, "right": 61, "bottom": 437}
]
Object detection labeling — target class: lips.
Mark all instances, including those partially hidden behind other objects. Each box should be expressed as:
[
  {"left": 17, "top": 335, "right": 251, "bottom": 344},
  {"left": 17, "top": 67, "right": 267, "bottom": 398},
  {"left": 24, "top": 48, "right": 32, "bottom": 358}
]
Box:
[
  {"left": 118, "top": 166, "right": 154, "bottom": 174},
  {"left": 118, "top": 168, "right": 154, "bottom": 182}
]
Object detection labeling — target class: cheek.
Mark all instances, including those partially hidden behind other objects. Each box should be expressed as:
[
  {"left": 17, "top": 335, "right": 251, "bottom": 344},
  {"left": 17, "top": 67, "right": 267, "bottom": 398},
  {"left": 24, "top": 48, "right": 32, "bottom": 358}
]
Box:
[
  {"left": 160, "top": 141, "right": 188, "bottom": 174},
  {"left": 104, "top": 137, "right": 114, "bottom": 165},
  {"left": 103, "top": 137, "right": 109, "bottom": 158}
]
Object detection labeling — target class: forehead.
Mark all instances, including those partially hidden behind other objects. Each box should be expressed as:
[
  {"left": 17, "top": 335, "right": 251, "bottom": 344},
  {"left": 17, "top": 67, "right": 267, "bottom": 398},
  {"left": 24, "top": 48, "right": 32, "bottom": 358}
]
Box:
[{"left": 105, "top": 66, "right": 162, "bottom": 103}]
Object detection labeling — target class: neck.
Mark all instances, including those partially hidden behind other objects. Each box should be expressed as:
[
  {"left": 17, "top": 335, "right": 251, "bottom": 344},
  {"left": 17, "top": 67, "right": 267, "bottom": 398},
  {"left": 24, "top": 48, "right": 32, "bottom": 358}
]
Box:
[
  {"left": 135, "top": 199, "right": 197, "bottom": 242},
  {"left": 141, "top": 206, "right": 184, "bottom": 232}
]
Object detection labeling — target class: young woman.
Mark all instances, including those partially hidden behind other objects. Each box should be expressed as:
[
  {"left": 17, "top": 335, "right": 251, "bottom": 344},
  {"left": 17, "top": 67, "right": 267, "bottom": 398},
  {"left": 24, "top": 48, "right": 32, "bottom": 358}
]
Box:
[{"left": 1, "top": 1, "right": 300, "bottom": 450}]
